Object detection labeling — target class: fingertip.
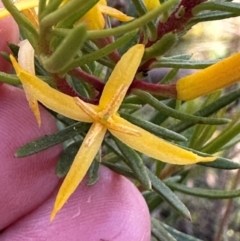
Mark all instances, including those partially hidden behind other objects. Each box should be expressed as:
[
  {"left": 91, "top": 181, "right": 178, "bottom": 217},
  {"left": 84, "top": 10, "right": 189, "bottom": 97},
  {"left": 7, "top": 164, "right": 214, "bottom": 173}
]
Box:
[
  {"left": 0, "top": 84, "right": 62, "bottom": 229},
  {"left": 2, "top": 167, "right": 151, "bottom": 241}
]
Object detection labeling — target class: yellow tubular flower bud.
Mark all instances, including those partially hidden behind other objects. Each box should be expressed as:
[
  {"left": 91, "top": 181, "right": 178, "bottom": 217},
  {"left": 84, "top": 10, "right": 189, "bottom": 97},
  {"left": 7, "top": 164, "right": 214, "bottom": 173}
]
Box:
[{"left": 176, "top": 52, "right": 240, "bottom": 101}]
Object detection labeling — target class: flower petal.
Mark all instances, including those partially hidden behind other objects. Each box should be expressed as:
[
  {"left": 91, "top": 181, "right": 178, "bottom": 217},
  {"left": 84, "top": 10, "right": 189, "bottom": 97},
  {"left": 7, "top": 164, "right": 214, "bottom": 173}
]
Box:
[
  {"left": 17, "top": 40, "right": 41, "bottom": 125},
  {"left": 99, "top": 4, "right": 134, "bottom": 22},
  {"left": 110, "top": 115, "right": 216, "bottom": 165},
  {"left": 80, "top": 3, "right": 105, "bottom": 30},
  {"left": 18, "top": 40, "right": 35, "bottom": 74},
  {"left": 22, "top": 8, "right": 38, "bottom": 28},
  {"left": 0, "top": 0, "right": 38, "bottom": 18},
  {"left": 10, "top": 55, "right": 94, "bottom": 123},
  {"left": 99, "top": 44, "right": 144, "bottom": 112},
  {"left": 176, "top": 52, "right": 240, "bottom": 101},
  {"left": 51, "top": 123, "right": 106, "bottom": 220},
  {"left": 144, "top": 0, "right": 161, "bottom": 11}
]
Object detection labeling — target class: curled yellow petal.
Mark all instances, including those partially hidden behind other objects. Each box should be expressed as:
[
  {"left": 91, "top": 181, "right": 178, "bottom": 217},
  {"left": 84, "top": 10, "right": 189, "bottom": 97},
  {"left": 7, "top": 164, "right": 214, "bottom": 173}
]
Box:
[
  {"left": 99, "top": 4, "right": 134, "bottom": 22},
  {"left": 17, "top": 40, "right": 41, "bottom": 125},
  {"left": 0, "top": 0, "right": 38, "bottom": 18},
  {"left": 110, "top": 115, "right": 216, "bottom": 165},
  {"left": 10, "top": 55, "right": 94, "bottom": 123},
  {"left": 99, "top": 44, "right": 145, "bottom": 111},
  {"left": 144, "top": 0, "right": 161, "bottom": 11},
  {"left": 176, "top": 52, "right": 240, "bottom": 101},
  {"left": 51, "top": 123, "right": 106, "bottom": 221},
  {"left": 18, "top": 40, "right": 35, "bottom": 74}
]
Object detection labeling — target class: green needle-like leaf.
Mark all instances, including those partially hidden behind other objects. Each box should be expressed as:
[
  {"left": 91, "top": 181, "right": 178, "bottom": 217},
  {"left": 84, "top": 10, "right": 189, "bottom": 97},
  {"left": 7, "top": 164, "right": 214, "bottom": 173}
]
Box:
[
  {"left": 151, "top": 218, "right": 177, "bottom": 241},
  {"left": 160, "top": 221, "right": 204, "bottom": 241},
  {"left": 56, "top": 142, "right": 80, "bottom": 177},
  {"left": 103, "top": 162, "right": 191, "bottom": 220},
  {"left": 121, "top": 112, "right": 187, "bottom": 142},
  {"left": 87, "top": 159, "right": 100, "bottom": 186},
  {"left": 114, "top": 137, "right": 152, "bottom": 190},
  {"left": 2, "top": 0, "right": 38, "bottom": 48},
  {"left": 151, "top": 58, "right": 217, "bottom": 69},
  {"left": 167, "top": 182, "right": 240, "bottom": 199},
  {"left": 41, "top": 24, "right": 87, "bottom": 74},
  {"left": 65, "top": 30, "right": 137, "bottom": 73},
  {"left": 172, "top": 88, "right": 240, "bottom": 133},
  {"left": 15, "top": 122, "right": 89, "bottom": 157},
  {"left": 147, "top": 169, "right": 191, "bottom": 220},
  {"left": 135, "top": 90, "right": 229, "bottom": 125}
]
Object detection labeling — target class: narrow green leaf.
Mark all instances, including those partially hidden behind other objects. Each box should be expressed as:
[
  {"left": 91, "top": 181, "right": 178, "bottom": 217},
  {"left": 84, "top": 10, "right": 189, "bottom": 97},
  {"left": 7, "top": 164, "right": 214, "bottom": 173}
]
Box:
[
  {"left": 2, "top": 0, "right": 38, "bottom": 48},
  {"left": 194, "top": 1, "right": 240, "bottom": 15},
  {"left": 102, "top": 162, "right": 135, "bottom": 179},
  {"left": 143, "top": 191, "right": 164, "bottom": 212},
  {"left": 56, "top": 0, "right": 98, "bottom": 28},
  {"left": 176, "top": 145, "right": 240, "bottom": 170},
  {"left": 189, "top": 91, "right": 222, "bottom": 149},
  {"left": 86, "top": 0, "right": 178, "bottom": 40},
  {"left": 104, "top": 162, "right": 191, "bottom": 220},
  {"left": 159, "top": 68, "right": 179, "bottom": 84},
  {"left": 151, "top": 218, "right": 177, "bottom": 241},
  {"left": 220, "top": 134, "right": 240, "bottom": 151},
  {"left": 200, "top": 157, "right": 240, "bottom": 170},
  {"left": 135, "top": 90, "right": 229, "bottom": 125},
  {"left": 147, "top": 169, "right": 191, "bottom": 220},
  {"left": 190, "top": 11, "right": 237, "bottom": 25},
  {"left": 201, "top": 122, "right": 240, "bottom": 154},
  {"left": 38, "top": 0, "right": 47, "bottom": 19},
  {"left": 39, "top": 0, "right": 63, "bottom": 19},
  {"left": 160, "top": 222, "right": 204, "bottom": 241},
  {"left": 131, "top": 0, "right": 157, "bottom": 41},
  {"left": 40, "top": 0, "right": 96, "bottom": 27},
  {"left": 150, "top": 99, "right": 176, "bottom": 125},
  {"left": 15, "top": 122, "right": 89, "bottom": 157},
  {"left": 113, "top": 137, "right": 152, "bottom": 190},
  {"left": 143, "top": 33, "right": 178, "bottom": 62},
  {"left": 121, "top": 112, "right": 187, "bottom": 142},
  {"left": 87, "top": 159, "right": 100, "bottom": 186},
  {"left": 172, "top": 88, "right": 240, "bottom": 133},
  {"left": 167, "top": 182, "right": 240, "bottom": 199},
  {"left": 7, "top": 42, "right": 20, "bottom": 56},
  {"left": 42, "top": 24, "right": 87, "bottom": 74},
  {"left": 66, "top": 30, "right": 138, "bottom": 72},
  {"left": 151, "top": 58, "right": 216, "bottom": 69},
  {"left": 0, "top": 72, "right": 20, "bottom": 85},
  {"left": 56, "top": 142, "right": 80, "bottom": 177}
]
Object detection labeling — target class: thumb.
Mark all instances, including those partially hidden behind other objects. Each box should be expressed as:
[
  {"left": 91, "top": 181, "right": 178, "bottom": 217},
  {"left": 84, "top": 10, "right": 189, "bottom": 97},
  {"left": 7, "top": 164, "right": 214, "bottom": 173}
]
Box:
[
  {"left": 1, "top": 166, "right": 151, "bottom": 241},
  {"left": 0, "top": 84, "right": 62, "bottom": 229}
]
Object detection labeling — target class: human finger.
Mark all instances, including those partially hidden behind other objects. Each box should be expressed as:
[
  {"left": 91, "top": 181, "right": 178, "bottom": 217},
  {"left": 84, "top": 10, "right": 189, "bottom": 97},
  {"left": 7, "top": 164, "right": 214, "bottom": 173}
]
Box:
[
  {"left": 0, "top": 84, "right": 62, "bottom": 229},
  {"left": 1, "top": 166, "right": 151, "bottom": 241}
]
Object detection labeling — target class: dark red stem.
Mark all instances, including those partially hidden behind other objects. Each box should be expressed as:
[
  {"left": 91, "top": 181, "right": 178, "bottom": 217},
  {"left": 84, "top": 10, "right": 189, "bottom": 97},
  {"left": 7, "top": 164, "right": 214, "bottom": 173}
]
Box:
[
  {"left": 139, "top": 0, "right": 207, "bottom": 71},
  {"left": 156, "top": 0, "right": 207, "bottom": 41},
  {"left": 130, "top": 80, "right": 177, "bottom": 98},
  {"left": 52, "top": 74, "right": 99, "bottom": 104},
  {"left": 70, "top": 68, "right": 104, "bottom": 92}
]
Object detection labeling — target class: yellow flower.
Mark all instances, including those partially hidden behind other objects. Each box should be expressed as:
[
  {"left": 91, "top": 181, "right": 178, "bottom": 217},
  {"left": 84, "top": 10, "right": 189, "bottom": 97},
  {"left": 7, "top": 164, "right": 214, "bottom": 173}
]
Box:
[
  {"left": 176, "top": 52, "right": 240, "bottom": 101},
  {"left": 0, "top": 0, "right": 38, "bottom": 18},
  {"left": 144, "top": 0, "right": 161, "bottom": 11},
  {"left": 10, "top": 44, "right": 215, "bottom": 220},
  {"left": 77, "top": 0, "right": 133, "bottom": 30},
  {"left": 0, "top": 0, "right": 133, "bottom": 30}
]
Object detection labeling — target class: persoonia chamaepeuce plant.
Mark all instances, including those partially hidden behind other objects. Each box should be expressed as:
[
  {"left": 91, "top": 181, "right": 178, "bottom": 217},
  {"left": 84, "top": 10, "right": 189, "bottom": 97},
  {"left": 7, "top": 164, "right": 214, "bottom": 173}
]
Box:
[{"left": 1, "top": 0, "right": 240, "bottom": 239}]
